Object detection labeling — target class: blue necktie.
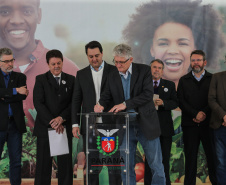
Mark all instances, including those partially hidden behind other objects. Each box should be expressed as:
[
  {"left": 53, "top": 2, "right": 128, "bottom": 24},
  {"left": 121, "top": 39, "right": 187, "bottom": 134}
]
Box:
[{"left": 55, "top": 77, "right": 60, "bottom": 85}]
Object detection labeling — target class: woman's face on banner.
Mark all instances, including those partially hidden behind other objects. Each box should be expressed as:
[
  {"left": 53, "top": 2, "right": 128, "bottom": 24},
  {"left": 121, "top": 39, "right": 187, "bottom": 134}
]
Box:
[{"left": 151, "top": 22, "right": 195, "bottom": 84}]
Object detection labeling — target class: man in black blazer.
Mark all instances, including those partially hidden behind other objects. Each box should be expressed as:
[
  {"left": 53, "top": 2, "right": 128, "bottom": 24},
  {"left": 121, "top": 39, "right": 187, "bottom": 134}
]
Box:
[
  {"left": 0, "top": 48, "right": 28, "bottom": 185},
  {"left": 144, "top": 59, "right": 178, "bottom": 185},
  {"left": 94, "top": 44, "right": 165, "bottom": 185},
  {"left": 71, "top": 41, "right": 120, "bottom": 185},
  {"left": 177, "top": 50, "right": 217, "bottom": 185},
  {"left": 33, "top": 49, "right": 75, "bottom": 185}
]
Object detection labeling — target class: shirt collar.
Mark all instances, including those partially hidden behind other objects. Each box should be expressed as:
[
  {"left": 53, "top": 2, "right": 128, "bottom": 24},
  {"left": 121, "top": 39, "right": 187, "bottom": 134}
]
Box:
[
  {"left": 53, "top": 73, "right": 62, "bottom": 78},
  {"left": 153, "top": 79, "right": 160, "bottom": 86},
  {"left": 119, "top": 63, "right": 132, "bottom": 79},
  {"left": 1, "top": 70, "right": 11, "bottom": 77},
  {"left": 192, "top": 70, "right": 205, "bottom": 81},
  {"left": 90, "top": 60, "right": 105, "bottom": 72},
  {"left": 27, "top": 40, "right": 46, "bottom": 63}
]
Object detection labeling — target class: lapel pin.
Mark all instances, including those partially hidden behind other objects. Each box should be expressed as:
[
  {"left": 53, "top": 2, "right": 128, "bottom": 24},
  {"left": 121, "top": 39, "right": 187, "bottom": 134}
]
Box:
[
  {"left": 164, "top": 87, "right": 168, "bottom": 92},
  {"left": 62, "top": 80, "right": 66, "bottom": 84},
  {"left": 162, "top": 86, "right": 164, "bottom": 88}
]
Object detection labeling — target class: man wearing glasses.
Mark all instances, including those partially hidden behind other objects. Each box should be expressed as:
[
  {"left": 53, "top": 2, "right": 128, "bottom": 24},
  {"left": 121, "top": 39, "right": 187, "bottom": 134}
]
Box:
[
  {"left": 177, "top": 50, "right": 217, "bottom": 185},
  {"left": 94, "top": 44, "right": 165, "bottom": 185},
  {"left": 0, "top": 48, "right": 28, "bottom": 185}
]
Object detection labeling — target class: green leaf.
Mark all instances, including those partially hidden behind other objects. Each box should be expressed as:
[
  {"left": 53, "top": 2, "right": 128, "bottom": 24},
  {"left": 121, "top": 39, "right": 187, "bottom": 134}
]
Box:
[
  {"left": 137, "top": 142, "right": 144, "bottom": 156},
  {"left": 170, "top": 142, "right": 177, "bottom": 155},
  {"left": 28, "top": 108, "right": 37, "bottom": 121},
  {"left": 200, "top": 175, "right": 207, "bottom": 183},
  {"left": 173, "top": 116, "right": 181, "bottom": 130},
  {"left": 170, "top": 172, "right": 179, "bottom": 182},
  {"left": 171, "top": 147, "right": 183, "bottom": 160},
  {"left": 172, "top": 132, "right": 183, "bottom": 143},
  {"left": 0, "top": 158, "right": 9, "bottom": 171},
  {"left": 72, "top": 137, "right": 79, "bottom": 164}
]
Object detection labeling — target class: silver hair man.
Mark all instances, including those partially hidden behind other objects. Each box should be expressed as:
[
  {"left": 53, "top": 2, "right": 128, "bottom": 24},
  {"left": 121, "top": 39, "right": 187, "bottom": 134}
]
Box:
[{"left": 113, "top": 44, "right": 132, "bottom": 58}]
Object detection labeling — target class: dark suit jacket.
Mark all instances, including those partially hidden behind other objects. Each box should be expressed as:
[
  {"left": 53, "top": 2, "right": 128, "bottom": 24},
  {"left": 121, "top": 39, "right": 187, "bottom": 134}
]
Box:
[
  {"left": 33, "top": 71, "right": 75, "bottom": 137},
  {"left": 71, "top": 62, "right": 116, "bottom": 135},
  {"left": 178, "top": 70, "right": 212, "bottom": 127},
  {"left": 99, "top": 63, "right": 161, "bottom": 140},
  {"left": 208, "top": 71, "right": 226, "bottom": 129},
  {"left": 157, "top": 79, "right": 178, "bottom": 137},
  {"left": 0, "top": 70, "right": 27, "bottom": 133}
]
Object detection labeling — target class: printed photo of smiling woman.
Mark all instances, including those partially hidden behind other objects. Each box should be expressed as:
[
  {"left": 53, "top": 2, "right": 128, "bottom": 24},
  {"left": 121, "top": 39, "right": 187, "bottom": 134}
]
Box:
[{"left": 123, "top": 0, "right": 225, "bottom": 88}]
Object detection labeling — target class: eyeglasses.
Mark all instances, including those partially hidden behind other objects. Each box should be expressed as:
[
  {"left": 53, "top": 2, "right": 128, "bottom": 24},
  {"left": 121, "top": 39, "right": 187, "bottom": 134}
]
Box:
[
  {"left": 191, "top": 59, "right": 203, "bottom": 62},
  {"left": 0, "top": 58, "right": 15, "bottom": 64},
  {"left": 112, "top": 58, "right": 130, "bottom": 65}
]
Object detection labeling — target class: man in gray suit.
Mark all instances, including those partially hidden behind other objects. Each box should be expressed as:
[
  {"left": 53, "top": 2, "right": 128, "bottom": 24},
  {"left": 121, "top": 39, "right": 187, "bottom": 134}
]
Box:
[{"left": 208, "top": 70, "right": 226, "bottom": 184}]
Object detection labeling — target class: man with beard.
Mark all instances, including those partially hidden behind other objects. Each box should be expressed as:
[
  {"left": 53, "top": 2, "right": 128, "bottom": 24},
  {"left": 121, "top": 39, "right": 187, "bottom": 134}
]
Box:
[
  {"left": 177, "top": 50, "right": 217, "bottom": 185},
  {"left": 0, "top": 47, "right": 28, "bottom": 185}
]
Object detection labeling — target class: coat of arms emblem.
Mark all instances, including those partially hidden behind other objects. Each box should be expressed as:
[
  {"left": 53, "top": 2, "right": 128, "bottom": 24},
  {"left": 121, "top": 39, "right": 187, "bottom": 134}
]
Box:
[{"left": 97, "top": 129, "right": 119, "bottom": 156}]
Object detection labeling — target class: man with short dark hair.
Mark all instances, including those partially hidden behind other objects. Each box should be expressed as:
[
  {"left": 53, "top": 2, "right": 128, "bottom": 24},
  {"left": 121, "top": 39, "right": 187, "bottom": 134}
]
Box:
[
  {"left": 0, "top": 0, "right": 79, "bottom": 128},
  {"left": 33, "top": 49, "right": 75, "bottom": 185},
  {"left": 71, "top": 41, "right": 120, "bottom": 185},
  {"left": 94, "top": 44, "right": 165, "bottom": 185},
  {"left": 0, "top": 47, "right": 28, "bottom": 185},
  {"left": 177, "top": 50, "right": 217, "bottom": 185},
  {"left": 145, "top": 59, "right": 178, "bottom": 185}
]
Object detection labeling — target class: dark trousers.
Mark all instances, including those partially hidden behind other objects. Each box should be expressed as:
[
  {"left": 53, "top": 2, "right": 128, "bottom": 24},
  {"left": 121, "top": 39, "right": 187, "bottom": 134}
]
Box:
[
  {"left": 0, "top": 118, "right": 22, "bottom": 185},
  {"left": 182, "top": 126, "right": 217, "bottom": 185},
  {"left": 214, "top": 125, "right": 226, "bottom": 185},
  {"left": 83, "top": 134, "right": 122, "bottom": 185},
  {"left": 144, "top": 135, "right": 172, "bottom": 185},
  {"left": 34, "top": 134, "right": 73, "bottom": 185}
]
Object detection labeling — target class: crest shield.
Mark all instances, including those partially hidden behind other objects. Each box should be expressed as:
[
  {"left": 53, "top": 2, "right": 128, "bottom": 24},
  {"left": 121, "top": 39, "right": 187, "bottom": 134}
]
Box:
[{"left": 101, "top": 137, "right": 115, "bottom": 153}]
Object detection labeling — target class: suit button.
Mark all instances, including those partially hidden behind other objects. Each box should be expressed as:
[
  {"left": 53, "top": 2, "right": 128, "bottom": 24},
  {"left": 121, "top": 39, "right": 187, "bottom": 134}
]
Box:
[{"left": 58, "top": 94, "right": 61, "bottom": 97}]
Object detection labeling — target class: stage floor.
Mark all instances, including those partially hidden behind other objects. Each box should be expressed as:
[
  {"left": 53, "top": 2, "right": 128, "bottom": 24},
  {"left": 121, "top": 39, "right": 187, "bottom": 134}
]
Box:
[{"left": 0, "top": 179, "right": 212, "bottom": 185}]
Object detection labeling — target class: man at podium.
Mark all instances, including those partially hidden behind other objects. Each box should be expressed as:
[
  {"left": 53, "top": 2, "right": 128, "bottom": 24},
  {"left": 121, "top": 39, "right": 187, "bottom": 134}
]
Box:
[{"left": 95, "top": 44, "right": 166, "bottom": 185}]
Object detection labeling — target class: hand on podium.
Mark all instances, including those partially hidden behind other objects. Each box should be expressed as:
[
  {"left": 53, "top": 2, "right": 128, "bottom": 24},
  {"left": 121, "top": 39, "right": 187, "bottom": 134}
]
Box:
[{"left": 94, "top": 102, "right": 104, "bottom": 112}]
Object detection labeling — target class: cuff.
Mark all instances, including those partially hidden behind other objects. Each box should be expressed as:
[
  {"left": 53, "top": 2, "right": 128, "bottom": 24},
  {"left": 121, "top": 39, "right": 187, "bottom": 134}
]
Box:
[
  {"left": 72, "top": 124, "right": 79, "bottom": 128},
  {"left": 13, "top": 88, "right": 17, "bottom": 95}
]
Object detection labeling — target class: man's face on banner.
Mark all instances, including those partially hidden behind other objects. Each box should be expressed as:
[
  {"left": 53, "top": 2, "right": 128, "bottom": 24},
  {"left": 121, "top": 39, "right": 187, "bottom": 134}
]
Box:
[
  {"left": 0, "top": 0, "right": 41, "bottom": 50},
  {"left": 151, "top": 22, "right": 195, "bottom": 83}
]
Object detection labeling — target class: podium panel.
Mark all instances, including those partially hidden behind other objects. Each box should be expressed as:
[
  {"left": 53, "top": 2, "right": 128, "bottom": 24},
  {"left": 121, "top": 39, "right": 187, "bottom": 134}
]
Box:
[{"left": 81, "top": 113, "right": 130, "bottom": 185}]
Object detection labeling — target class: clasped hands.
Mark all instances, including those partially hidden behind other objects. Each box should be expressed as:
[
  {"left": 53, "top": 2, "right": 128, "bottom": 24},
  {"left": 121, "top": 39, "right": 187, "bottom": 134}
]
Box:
[
  {"left": 193, "top": 111, "right": 206, "bottom": 123},
  {"left": 49, "top": 116, "right": 64, "bottom": 134}
]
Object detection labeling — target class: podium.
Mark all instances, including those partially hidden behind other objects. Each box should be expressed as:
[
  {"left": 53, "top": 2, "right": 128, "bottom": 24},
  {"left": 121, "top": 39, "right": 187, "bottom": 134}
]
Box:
[{"left": 80, "top": 112, "right": 130, "bottom": 185}]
